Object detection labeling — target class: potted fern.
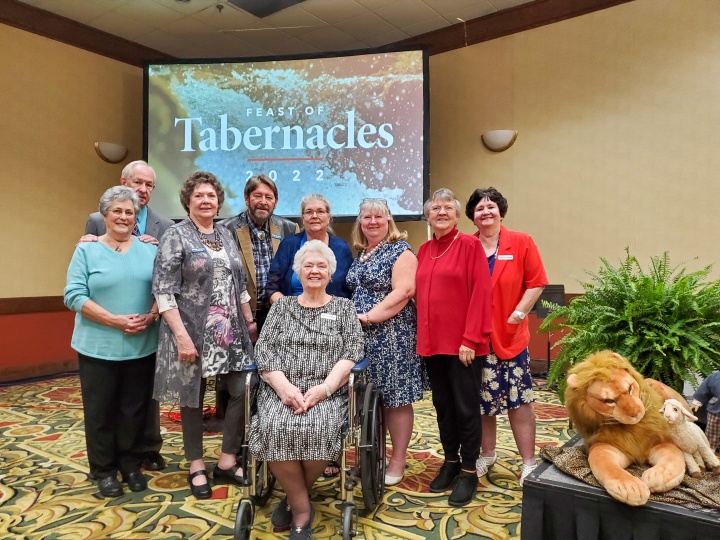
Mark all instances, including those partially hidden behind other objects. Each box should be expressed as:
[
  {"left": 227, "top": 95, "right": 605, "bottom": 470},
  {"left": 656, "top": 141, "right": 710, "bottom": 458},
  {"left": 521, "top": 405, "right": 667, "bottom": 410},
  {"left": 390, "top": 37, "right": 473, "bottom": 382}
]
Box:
[{"left": 539, "top": 249, "right": 720, "bottom": 400}]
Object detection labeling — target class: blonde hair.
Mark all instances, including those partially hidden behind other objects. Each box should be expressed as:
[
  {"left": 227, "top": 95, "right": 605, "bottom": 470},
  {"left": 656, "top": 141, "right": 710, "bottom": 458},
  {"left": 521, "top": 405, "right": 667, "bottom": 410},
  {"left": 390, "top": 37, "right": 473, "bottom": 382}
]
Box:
[{"left": 351, "top": 199, "right": 407, "bottom": 250}]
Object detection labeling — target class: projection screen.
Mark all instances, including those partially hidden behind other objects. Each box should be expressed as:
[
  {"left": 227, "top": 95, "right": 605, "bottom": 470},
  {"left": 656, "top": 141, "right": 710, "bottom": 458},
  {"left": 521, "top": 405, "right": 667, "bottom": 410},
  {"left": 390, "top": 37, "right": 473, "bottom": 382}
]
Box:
[{"left": 145, "top": 49, "right": 428, "bottom": 220}]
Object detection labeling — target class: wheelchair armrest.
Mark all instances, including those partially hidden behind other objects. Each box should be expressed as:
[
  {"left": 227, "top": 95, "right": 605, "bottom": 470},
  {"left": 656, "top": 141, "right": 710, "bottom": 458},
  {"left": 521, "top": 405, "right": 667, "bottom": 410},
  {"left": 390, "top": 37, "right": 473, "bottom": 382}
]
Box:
[
  {"left": 351, "top": 357, "right": 369, "bottom": 373},
  {"left": 241, "top": 363, "right": 259, "bottom": 374}
]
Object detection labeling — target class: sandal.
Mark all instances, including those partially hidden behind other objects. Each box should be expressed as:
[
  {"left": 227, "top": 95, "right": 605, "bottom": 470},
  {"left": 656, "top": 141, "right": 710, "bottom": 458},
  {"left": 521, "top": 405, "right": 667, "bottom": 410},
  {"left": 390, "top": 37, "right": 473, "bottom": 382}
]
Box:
[{"left": 322, "top": 460, "right": 340, "bottom": 478}]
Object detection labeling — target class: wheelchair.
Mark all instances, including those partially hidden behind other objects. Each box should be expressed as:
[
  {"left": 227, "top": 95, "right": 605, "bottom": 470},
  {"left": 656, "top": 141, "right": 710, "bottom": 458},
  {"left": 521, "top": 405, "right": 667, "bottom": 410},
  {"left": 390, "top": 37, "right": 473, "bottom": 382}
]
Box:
[{"left": 233, "top": 357, "right": 386, "bottom": 540}]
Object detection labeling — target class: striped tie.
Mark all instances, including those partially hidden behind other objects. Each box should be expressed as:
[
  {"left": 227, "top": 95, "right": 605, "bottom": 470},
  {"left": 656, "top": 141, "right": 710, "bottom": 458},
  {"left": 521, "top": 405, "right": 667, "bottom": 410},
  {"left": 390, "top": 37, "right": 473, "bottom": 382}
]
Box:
[{"left": 132, "top": 224, "right": 140, "bottom": 236}]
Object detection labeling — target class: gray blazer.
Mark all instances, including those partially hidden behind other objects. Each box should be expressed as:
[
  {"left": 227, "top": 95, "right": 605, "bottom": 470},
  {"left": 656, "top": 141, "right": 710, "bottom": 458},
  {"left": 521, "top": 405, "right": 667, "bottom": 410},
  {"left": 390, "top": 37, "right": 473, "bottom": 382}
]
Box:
[
  {"left": 85, "top": 206, "right": 174, "bottom": 240},
  {"left": 219, "top": 212, "right": 299, "bottom": 314}
]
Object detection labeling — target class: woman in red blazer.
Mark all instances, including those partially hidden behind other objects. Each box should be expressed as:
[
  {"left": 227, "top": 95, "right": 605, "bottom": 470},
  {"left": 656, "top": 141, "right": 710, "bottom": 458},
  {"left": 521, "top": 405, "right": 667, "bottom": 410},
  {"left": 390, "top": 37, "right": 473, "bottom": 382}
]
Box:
[{"left": 466, "top": 187, "right": 548, "bottom": 487}]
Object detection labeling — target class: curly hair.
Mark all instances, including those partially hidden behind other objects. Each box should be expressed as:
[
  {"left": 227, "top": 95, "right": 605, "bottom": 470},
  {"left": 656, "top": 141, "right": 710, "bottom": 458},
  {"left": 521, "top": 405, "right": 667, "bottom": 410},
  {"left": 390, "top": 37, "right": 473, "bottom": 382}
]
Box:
[
  {"left": 465, "top": 187, "right": 508, "bottom": 220},
  {"left": 179, "top": 171, "right": 225, "bottom": 213}
]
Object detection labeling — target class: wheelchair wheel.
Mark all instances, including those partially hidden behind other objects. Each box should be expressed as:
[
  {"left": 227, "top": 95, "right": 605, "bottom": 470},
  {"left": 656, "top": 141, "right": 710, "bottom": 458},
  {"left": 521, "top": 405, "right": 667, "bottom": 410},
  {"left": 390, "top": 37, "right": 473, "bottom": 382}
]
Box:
[
  {"left": 251, "top": 460, "right": 276, "bottom": 507},
  {"left": 341, "top": 504, "right": 357, "bottom": 540},
  {"left": 233, "top": 499, "right": 254, "bottom": 540},
  {"left": 359, "top": 382, "right": 386, "bottom": 511}
]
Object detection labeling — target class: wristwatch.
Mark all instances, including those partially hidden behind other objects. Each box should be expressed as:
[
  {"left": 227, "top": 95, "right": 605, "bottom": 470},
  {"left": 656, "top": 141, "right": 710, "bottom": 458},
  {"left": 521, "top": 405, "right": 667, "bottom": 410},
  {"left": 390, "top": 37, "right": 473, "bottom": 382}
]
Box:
[{"left": 513, "top": 310, "right": 526, "bottom": 320}]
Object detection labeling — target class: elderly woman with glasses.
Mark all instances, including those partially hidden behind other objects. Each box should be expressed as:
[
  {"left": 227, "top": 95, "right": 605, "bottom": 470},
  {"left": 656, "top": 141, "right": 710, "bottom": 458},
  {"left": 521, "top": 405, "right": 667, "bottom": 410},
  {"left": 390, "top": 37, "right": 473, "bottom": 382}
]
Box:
[
  {"left": 415, "top": 188, "right": 492, "bottom": 507},
  {"left": 267, "top": 193, "right": 353, "bottom": 303},
  {"left": 64, "top": 186, "right": 159, "bottom": 498}
]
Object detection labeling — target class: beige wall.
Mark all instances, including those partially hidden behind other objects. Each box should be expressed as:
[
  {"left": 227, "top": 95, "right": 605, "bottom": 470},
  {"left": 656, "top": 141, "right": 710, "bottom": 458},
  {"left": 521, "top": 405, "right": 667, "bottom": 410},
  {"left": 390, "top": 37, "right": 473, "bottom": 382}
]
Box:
[
  {"left": 0, "top": 24, "right": 144, "bottom": 297},
  {"left": 3, "top": 0, "right": 720, "bottom": 297},
  {"left": 429, "top": 0, "right": 720, "bottom": 292}
]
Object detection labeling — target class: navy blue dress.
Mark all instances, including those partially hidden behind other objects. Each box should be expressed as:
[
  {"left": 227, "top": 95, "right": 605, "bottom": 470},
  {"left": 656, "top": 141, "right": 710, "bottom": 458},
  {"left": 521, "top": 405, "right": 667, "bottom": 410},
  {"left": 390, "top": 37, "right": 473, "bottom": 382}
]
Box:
[{"left": 346, "top": 241, "right": 423, "bottom": 408}]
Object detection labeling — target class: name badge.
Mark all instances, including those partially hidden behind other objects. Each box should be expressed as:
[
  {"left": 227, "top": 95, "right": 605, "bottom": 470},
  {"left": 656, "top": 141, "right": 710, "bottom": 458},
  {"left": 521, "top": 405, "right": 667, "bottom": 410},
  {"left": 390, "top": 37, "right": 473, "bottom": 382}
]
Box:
[
  {"left": 191, "top": 248, "right": 207, "bottom": 253},
  {"left": 320, "top": 313, "right": 337, "bottom": 321},
  {"left": 498, "top": 254, "right": 514, "bottom": 261},
  {"left": 271, "top": 234, "right": 282, "bottom": 240}
]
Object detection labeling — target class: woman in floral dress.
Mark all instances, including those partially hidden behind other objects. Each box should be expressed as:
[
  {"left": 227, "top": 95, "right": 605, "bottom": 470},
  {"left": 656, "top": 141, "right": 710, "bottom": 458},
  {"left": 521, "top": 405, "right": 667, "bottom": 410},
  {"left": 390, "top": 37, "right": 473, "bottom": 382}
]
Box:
[
  {"left": 153, "top": 172, "right": 255, "bottom": 499},
  {"left": 347, "top": 199, "right": 422, "bottom": 486}
]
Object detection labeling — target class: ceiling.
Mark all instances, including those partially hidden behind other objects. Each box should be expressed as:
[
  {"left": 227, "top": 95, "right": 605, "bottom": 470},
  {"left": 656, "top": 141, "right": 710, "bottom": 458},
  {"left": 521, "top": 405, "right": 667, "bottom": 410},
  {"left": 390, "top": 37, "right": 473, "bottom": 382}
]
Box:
[{"left": 15, "top": 0, "right": 535, "bottom": 59}]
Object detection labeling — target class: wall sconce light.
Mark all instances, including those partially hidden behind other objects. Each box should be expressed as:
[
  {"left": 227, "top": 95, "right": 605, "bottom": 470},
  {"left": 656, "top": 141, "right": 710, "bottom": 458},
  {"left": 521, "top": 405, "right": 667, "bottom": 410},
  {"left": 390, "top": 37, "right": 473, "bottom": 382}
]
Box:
[
  {"left": 481, "top": 130, "right": 518, "bottom": 152},
  {"left": 94, "top": 142, "right": 128, "bottom": 164}
]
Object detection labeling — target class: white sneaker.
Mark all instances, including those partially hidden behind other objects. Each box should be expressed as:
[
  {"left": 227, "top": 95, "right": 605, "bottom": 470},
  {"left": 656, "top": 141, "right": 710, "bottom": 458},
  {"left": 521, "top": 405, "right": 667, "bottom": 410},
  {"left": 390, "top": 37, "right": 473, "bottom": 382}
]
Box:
[
  {"left": 519, "top": 462, "right": 538, "bottom": 486},
  {"left": 476, "top": 454, "right": 496, "bottom": 477}
]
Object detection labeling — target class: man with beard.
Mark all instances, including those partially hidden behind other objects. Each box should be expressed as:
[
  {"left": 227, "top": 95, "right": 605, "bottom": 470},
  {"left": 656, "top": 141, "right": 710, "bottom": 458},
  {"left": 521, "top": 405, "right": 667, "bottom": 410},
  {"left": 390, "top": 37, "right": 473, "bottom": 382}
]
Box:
[{"left": 220, "top": 174, "right": 299, "bottom": 331}]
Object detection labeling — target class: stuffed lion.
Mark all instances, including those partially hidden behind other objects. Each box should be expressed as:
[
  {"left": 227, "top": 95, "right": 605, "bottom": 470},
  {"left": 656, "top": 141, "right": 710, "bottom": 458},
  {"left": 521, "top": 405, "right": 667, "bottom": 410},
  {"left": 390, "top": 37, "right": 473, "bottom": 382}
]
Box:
[{"left": 565, "top": 350, "right": 687, "bottom": 506}]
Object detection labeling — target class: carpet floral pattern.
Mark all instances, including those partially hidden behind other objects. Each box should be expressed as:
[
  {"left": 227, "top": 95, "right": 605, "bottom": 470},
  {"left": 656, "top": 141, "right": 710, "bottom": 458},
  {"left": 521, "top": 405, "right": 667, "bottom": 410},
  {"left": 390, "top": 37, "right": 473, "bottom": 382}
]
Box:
[{"left": 0, "top": 376, "right": 571, "bottom": 539}]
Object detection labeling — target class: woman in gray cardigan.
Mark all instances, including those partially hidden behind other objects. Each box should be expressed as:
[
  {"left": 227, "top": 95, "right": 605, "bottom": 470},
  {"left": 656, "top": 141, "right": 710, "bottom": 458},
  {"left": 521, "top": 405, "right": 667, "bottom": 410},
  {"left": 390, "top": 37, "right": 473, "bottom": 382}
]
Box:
[{"left": 152, "top": 172, "right": 255, "bottom": 499}]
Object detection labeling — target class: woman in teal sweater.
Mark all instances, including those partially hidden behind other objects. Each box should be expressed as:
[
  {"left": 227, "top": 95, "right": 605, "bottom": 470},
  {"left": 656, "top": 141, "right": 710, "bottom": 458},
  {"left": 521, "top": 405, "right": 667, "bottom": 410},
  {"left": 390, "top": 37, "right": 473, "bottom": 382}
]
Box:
[{"left": 64, "top": 186, "right": 160, "bottom": 498}]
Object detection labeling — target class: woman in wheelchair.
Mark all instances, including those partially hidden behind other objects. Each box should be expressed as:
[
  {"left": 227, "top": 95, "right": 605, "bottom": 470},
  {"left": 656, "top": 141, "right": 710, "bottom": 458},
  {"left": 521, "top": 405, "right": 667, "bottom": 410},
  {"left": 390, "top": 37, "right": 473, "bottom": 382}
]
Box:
[{"left": 248, "top": 240, "right": 364, "bottom": 539}]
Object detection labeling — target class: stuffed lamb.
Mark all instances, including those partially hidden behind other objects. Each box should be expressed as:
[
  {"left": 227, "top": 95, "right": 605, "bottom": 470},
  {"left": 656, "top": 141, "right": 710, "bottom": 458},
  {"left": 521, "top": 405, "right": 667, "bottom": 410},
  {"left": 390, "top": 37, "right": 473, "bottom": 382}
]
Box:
[{"left": 660, "top": 398, "right": 720, "bottom": 478}]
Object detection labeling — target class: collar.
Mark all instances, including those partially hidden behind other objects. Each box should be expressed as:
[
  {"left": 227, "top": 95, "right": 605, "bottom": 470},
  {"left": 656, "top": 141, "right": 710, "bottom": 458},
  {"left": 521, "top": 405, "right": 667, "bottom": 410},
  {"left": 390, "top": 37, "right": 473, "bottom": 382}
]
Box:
[{"left": 247, "top": 215, "right": 270, "bottom": 237}]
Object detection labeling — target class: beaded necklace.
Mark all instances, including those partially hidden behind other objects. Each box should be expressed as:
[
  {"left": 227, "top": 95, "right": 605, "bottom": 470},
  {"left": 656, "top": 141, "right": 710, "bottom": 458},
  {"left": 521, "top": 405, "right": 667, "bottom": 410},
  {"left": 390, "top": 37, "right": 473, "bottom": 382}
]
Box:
[
  {"left": 358, "top": 240, "right": 386, "bottom": 263},
  {"left": 190, "top": 218, "right": 223, "bottom": 251}
]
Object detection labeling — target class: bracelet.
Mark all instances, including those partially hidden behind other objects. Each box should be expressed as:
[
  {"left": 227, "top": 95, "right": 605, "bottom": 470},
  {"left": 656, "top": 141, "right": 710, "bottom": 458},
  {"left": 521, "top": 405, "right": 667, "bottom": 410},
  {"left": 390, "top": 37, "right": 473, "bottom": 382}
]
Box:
[
  {"left": 323, "top": 382, "right": 332, "bottom": 398},
  {"left": 513, "top": 310, "right": 526, "bottom": 320},
  {"left": 365, "top": 313, "right": 371, "bottom": 325},
  {"left": 150, "top": 310, "right": 159, "bottom": 322}
]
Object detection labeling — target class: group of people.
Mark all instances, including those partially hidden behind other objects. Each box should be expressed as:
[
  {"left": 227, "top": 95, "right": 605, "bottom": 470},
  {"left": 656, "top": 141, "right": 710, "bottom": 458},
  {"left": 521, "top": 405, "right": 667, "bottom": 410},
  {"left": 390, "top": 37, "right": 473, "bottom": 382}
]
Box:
[{"left": 64, "top": 160, "right": 547, "bottom": 539}]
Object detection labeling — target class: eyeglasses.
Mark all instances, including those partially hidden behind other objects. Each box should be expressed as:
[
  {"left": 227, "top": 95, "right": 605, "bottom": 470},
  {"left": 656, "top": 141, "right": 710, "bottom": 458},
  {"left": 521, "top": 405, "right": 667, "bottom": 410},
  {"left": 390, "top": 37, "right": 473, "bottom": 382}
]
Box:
[
  {"left": 429, "top": 204, "right": 457, "bottom": 214},
  {"left": 126, "top": 178, "right": 155, "bottom": 191},
  {"left": 302, "top": 209, "right": 328, "bottom": 217}
]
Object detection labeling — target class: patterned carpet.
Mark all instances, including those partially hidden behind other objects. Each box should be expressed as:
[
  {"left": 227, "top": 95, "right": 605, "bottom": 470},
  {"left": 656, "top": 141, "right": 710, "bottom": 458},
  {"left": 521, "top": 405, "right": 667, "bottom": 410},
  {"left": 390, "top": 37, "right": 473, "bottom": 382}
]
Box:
[{"left": 0, "top": 375, "right": 571, "bottom": 539}]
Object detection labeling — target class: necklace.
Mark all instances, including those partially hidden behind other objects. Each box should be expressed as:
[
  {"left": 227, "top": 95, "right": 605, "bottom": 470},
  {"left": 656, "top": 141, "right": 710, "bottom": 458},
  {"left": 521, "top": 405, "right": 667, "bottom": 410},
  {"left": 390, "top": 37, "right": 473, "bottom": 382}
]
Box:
[
  {"left": 190, "top": 218, "right": 223, "bottom": 251},
  {"left": 107, "top": 236, "right": 131, "bottom": 253},
  {"left": 358, "top": 240, "right": 386, "bottom": 263},
  {"left": 430, "top": 231, "right": 460, "bottom": 259}
]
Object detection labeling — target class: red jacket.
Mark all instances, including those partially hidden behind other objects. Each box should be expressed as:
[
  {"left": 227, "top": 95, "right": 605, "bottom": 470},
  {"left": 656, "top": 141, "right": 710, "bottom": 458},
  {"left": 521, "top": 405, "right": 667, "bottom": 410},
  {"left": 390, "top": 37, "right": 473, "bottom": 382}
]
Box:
[
  {"left": 479, "top": 226, "right": 548, "bottom": 360},
  {"left": 416, "top": 228, "right": 492, "bottom": 357}
]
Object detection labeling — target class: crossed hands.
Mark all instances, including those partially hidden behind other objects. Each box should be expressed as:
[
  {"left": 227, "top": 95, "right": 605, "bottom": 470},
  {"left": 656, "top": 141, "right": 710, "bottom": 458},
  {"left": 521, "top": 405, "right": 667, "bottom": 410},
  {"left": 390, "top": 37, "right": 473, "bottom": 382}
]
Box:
[
  {"left": 114, "top": 313, "right": 154, "bottom": 335},
  {"left": 280, "top": 383, "right": 327, "bottom": 415}
]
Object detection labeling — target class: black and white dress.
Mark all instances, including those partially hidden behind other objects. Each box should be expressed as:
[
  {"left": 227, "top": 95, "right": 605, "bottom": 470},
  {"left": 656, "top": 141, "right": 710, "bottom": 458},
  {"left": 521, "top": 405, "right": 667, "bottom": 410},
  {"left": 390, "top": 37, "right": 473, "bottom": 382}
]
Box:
[{"left": 248, "top": 296, "right": 364, "bottom": 461}]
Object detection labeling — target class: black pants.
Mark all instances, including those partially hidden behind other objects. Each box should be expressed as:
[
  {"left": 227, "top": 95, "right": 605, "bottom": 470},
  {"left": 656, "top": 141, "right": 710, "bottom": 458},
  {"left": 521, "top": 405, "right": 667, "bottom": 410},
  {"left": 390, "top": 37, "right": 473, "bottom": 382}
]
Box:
[
  {"left": 424, "top": 354, "right": 484, "bottom": 470},
  {"left": 182, "top": 370, "right": 245, "bottom": 461},
  {"left": 78, "top": 353, "right": 155, "bottom": 478},
  {"left": 136, "top": 398, "right": 163, "bottom": 455}
]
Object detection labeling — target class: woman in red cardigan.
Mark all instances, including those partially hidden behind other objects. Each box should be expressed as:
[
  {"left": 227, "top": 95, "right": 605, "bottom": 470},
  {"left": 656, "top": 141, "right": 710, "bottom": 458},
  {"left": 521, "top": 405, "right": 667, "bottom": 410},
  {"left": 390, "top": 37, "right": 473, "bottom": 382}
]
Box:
[
  {"left": 466, "top": 187, "right": 548, "bottom": 487},
  {"left": 416, "top": 188, "right": 492, "bottom": 507}
]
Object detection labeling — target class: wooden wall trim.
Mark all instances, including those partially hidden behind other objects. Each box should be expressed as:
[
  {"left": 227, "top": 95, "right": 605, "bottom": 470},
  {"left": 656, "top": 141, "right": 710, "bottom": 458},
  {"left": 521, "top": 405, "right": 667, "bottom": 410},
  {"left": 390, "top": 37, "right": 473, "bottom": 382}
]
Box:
[
  {"left": 0, "top": 296, "right": 68, "bottom": 315},
  {"left": 397, "top": 0, "right": 635, "bottom": 55},
  {"left": 0, "top": 0, "right": 173, "bottom": 67},
  {"left": 3, "top": 0, "right": 633, "bottom": 67}
]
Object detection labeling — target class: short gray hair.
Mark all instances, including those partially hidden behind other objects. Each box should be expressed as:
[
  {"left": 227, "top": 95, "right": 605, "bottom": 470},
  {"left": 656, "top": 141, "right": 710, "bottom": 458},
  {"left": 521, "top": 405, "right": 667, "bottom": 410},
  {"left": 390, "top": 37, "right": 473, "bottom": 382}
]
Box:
[
  {"left": 121, "top": 160, "right": 156, "bottom": 183},
  {"left": 99, "top": 186, "right": 140, "bottom": 216},
  {"left": 300, "top": 193, "right": 333, "bottom": 233},
  {"left": 292, "top": 239, "right": 337, "bottom": 275},
  {"left": 423, "top": 188, "right": 461, "bottom": 218}
]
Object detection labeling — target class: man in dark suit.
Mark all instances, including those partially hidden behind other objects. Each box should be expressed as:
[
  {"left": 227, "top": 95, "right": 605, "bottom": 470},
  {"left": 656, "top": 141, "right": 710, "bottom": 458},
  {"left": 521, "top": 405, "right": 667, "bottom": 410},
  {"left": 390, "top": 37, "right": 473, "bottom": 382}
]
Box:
[
  {"left": 84, "top": 160, "right": 173, "bottom": 244},
  {"left": 220, "top": 174, "right": 298, "bottom": 330},
  {"left": 81, "top": 160, "right": 173, "bottom": 473}
]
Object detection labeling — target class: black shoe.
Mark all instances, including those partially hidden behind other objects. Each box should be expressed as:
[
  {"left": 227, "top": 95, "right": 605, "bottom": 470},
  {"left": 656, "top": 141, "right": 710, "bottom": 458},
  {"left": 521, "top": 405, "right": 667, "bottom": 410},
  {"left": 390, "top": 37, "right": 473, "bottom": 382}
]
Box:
[
  {"left": 448, "top": 471, "right": 479, "bottom": 507},
  {"left": 212, "top": 463, "right": 244, "bottom": 486},
  {"left": 429, "top": 461, "right": 461, "bottom": 493},
  {"left": 271, "top": 496, "right": 293, "bottom": 532},
  {"left": 98, "top": 476, "right": 123, "bottom": 498},
  {"left": 188, "top": 469, "right": 212, "bottom": 500},
  {"left": 289, "top": 507, "right": 314, "bottom": 540},
  {"left": 141, "top": 451, "right": 166, "bottom": 471},
  {"left": 123, "top": 470, "right": 148, "bottom": 492}
]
